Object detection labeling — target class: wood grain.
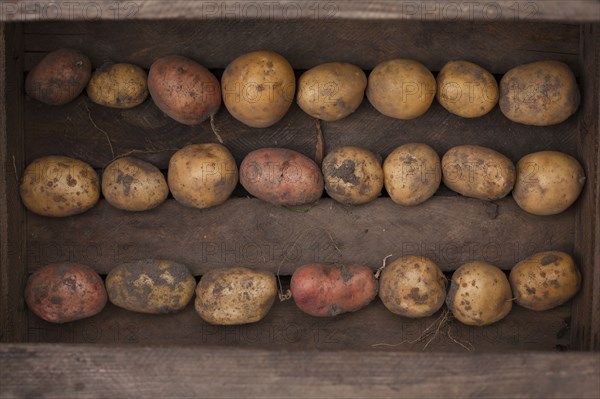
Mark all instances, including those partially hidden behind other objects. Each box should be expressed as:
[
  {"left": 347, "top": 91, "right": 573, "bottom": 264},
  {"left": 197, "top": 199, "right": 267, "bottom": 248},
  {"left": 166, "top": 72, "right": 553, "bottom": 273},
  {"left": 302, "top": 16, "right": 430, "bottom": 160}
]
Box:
[
  {"left": 1, "top": 344, "right": 598, "bottom": 399},
  {"left": 571, "top": 23, "right": 600, "bottom": 351},
  {"left": 0, "top": 23, "right": 27, "bottom": 342},
  {"left": 26, "top": 197, "right": 575, "bottom": 275},
  {"left": 22, "top": 19, "right": 580, "bottom": 73},
  {"left": 3, "top": 0, "right": 600, "bottom": 22},
  {"left": 23, "top": 95, "right": 580, "bottom": 170},
  {"left": 25, "top": 299, "right": 572, "bottom": 351}
]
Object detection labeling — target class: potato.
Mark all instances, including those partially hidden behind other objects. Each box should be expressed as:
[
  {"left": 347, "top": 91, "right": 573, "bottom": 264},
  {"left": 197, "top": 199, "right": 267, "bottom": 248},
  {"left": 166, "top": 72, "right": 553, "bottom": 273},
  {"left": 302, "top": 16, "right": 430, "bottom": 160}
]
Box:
[
  {"left": 366, "top": 59, "right": 436, "bottom": 120},
  {"left": 446, "top": 262, "right": 512, "bottom": 326},
  {"left": 20, "top": 155, "right": 100, "bottom": 217},
  {"left": 106, "top": 259, "right": 196, "bottom": 314},
  {"left": 499, "top": 60, "right": 580, "bottom": 126},
  {"left": 240, "top": 148, "right": 324, "bottom": 206},
  {"left": 442, "top": 145, "right": 515, "bottom": 201},
  {"left": 322, "top": 146, "right": 383, "bottom": 205},
  {"left": 25, "top": 263, "right": 107, "bottom": 323},
  {"left": 384, "top": 143, "right": 441, "bottom": 206},
  {"left": 290, "top": 263, "right": 378, "bottom": 317},
  {"left": 195, "top": 267, "right": 277, "bottom": 325},
  {"left": 148, "top": 55, "right": 221, "bottom": 125},
  {"left": 25, "top": 48, "right": 91, "bottom": 105},
  {"left": 168, "top": 143, "right": 238, "bottom": 209},
  {"left": 512, "top": 151, "right": 585, "bottom": 215},
  {"left": 102, "top": 157, "right": 168, "bottom": 211},
  {"left": 509, "top": 251, "right": 581, "bottom": 311},
  {"left": 86, "top": 63, "right": 148, "bottom": 109},
  {"left": 436, "top": 60, "right": 498, "bottom": 118},
  {"left": 297, "top": 62, "right": 367, "bottom": 121},
  {"left": 222, "top": 50, "right": 295, "bottom": 128},
  {"left": 378, "top": 256, "right": 447, "bottom": 318}
]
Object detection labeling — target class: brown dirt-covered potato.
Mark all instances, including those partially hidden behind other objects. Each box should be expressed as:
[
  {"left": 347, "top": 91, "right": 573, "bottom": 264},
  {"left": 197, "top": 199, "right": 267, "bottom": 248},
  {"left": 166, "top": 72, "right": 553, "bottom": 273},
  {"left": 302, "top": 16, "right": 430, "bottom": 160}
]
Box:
[
  {"left": 168, "top": 143, "right": 238, "bottom": 209},
  {"left": 297, "top": 62, "right": 367, "bottom": 121},
  {"left": 240, "top": 148, "right": 324, "bottom": 206},
  {"left": 222, "top": 50, "right": 295, "bottom": 128},
  {"left": 102, "top": 157, "right": 169, "bottom": 211},
  {"left": 442, "top": 145, "right": 515, "bottom": 201},
  {"left": 367, "top": 59, "right": 436, "bottom": 120},
  {"left": 195, "top": 267, "right": 277, "bottom": 325},
  {"left": 446, "top": 262, "right": 513, "bottom": 326},
  {"left": 384, "top": 143, "right": 441, "bottom": 206},
  {"left": 25, "top": 48, "right": 91, "bottom": 105},
  {"left": 436, "top": 60, "right": 498, "bottom": 118},
  {"left": 499, "top": 60, "right": 580, "bottom": 126},
  {"left": 20, "top": 155, "right": 100, "bottom": 217},
  {"left": 322, "top": 146, "right": 383, "bottom": 205},
  {"left": 378, "top": 256, "right": 447, "bottom": 318},
  {"left": 148, "top": 55, "right": 221, "bottom": 125},
  {"left": 513, "top": 151, "right": 585, "bottom": 216},
  {"left": 509, "top": 251, "right": 581, "bottom": 311},
  {"left": 25, "top": 263, "right": 107, "bottom": 323},
  {"left": 106, "top": 259, "right": 196, "bottom": 314},
  {"left": 86, "top": 63, "right": 148, "bottom": 109},
  {"left": 290, "top": 263, "right": 378, "bottom": 317}
]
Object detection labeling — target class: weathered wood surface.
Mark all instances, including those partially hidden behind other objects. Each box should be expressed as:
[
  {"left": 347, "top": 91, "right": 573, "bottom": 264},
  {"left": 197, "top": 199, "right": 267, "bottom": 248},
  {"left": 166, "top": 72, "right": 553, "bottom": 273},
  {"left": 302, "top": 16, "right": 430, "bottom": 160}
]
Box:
[
  {"left": 27, "top": 197, "right": 575, "bottom": 275},
  {"left": 24, "top": 95, "right": 580, "bottom": 170},
  {"left": 25, "top": 299, "right": 572, "bottom": 351},
  {"left": 3, "top": 0, "right": 600, "bottom": 22},
  {"left": 22, "top": 20, "right": 580, "bottom": 73},
  {"left": 0, "top": 23, "right": 27, "bottom": 342},
  {"left": 572, "top": 24, "right": 600, "bottom": 351},
  {"left": 1, "top": 344, "right": 599, "bottom": 399}
]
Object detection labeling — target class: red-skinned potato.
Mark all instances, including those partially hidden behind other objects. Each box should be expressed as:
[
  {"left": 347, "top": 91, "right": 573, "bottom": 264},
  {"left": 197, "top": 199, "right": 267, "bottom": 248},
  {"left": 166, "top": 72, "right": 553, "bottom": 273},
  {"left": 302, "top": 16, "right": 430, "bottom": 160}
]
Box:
[
  {"left": 240, "top": 148, "right": 324, "bottom": 206},
  {"left": 25, "top": 263, "right": 107, "bottom": 323},
  {"left": 290, "top": 263, "right": 378, "bottom": 317},
  {"left": 26, "top": 48, "right": 91, "bottom": 105},
  {"left": 148, "top": 55, "right": 221, "bottom": 125}
]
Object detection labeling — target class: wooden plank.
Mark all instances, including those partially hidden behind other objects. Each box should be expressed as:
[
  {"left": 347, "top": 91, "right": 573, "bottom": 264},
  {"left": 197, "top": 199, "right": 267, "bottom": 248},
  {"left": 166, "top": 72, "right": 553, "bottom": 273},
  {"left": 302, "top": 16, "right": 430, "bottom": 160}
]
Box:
[
  {"left": 26, "top": 197, "right": 575, "bottom": 275},
  {"left": 21, "top": 20, "right": 580, "bottom": 73},
  {"left": 3, "top": 0, "right": 599, "bottom": 22},
  {"left": 0, "top": 23, "right": 27, "bottom": 342},
  {"left": 1, "top": 344, "right": 598, "bottom": 399},
  {"left": 23, "top": 95, "right": 580, "bottom": 170},
  {"left": 25, "top": 299, "right": 572, "bottom": 351},
  {"left": 571, "top": 23, "right": 600, "bottom": 351}
]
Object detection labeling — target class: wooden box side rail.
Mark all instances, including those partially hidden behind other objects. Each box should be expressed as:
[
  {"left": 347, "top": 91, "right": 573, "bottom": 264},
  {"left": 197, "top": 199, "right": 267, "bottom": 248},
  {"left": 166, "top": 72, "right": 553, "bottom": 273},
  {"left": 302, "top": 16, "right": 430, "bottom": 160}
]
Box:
[
  {"left": 571, "top": 23, "right": 600, "bottom": 351},
  {"left": 0, "top": 23, "right": 27, "bottom": 343},
  {"left": 1, "top": 1, "right": 599, "bottom": 22},
  {"left": 0, "top": 344, "right": 599, "bottom": 398}
]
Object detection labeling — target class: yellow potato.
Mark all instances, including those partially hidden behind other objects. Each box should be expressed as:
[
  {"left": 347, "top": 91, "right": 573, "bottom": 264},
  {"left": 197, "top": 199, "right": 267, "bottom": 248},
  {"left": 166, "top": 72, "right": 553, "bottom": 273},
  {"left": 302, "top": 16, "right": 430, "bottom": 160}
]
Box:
[
  {"left": 222, "top": 50, "right": 295, "bottom": 128},
  {"left": 86, "top": 63, "right": 148, "bottom": 109},
  {"left": 106, "top": 260, "right": 196, "bottom": 314},
  {"left": 436, "top": 60, "right": 498, "bottom": 118},
  {"left": 195, "top": 267, "right": 277, "bottom": 325},
  {"left": 297, "top": 62, "right": 366, "bottom": 121},
  {"left": 499, "top": 60, "right": 580, "bottom": 126},
  {"left": 19, "top": 155, "right": 99, "bottom": 217},
  {"left": 102, "top": 157, "right": 168, "bottom": 211},
  {"left": 322, "top": 146, "right": 383, "bottom": 205},
  {"left": 367, "top": 59, "right": 436, "bottom": 120},
  {"left": 446, "top": 262, "right": 513, "bottom": 326},
  {"left": 168, "top": 143, "right": 238, "bottom": 209},
  {"left": 509, "top": 251, "right": 581, "bottom": 311},
  {"left": 384, "top": 143, "right": 441, "bottom": 206},
  {"left": 442, "top": 145, "right": 515, "bottom": 201},
  {"left": 378, "top": 256, "right": 447, "bottom": 318},
  {"left": 513, "top": 151, "right": 585, "bottom": 215}
]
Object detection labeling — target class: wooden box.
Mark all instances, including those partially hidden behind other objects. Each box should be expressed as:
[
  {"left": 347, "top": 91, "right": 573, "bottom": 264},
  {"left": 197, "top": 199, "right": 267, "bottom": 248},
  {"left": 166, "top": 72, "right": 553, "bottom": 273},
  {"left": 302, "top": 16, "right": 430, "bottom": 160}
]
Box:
[{"left": 1, "top": 2, "right": 598, "bottom": 397}]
